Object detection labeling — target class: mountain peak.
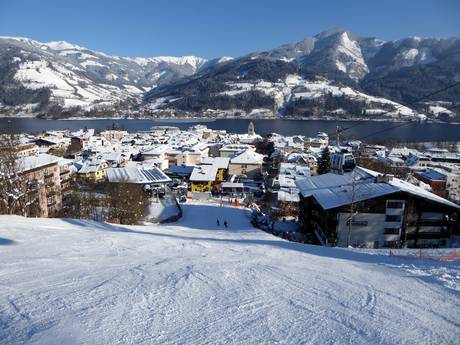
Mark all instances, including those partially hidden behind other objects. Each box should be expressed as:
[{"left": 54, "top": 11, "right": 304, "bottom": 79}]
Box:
[
  {"left": 315, "top": 28, "right": 355, "bottom": 40},
  {"left": 45, "top": 40, "right": 85, "bottom": 51}
]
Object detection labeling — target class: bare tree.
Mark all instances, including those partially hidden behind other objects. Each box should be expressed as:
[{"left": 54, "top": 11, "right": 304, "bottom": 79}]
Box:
[
  {"left": 59, "top": 180, "right": 102, "bottom": 220},
  {"left": 106, "top": 183, "right": 149, "bottom": 224},
  {"left": 0, "top": 134, "right": 34, "bottom": 215},
  {"left": 278, "top": 201, "right": 299, "bottom": 219}
]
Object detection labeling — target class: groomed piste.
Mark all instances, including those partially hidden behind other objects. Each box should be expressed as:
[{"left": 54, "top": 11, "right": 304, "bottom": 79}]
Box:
[{"left": 1, "top": 202, "right": 459, "bottom": 344}]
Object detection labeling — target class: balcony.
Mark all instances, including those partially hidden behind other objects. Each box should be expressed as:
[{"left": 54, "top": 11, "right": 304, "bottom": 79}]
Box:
[
  {"left": 385, "top": 215, "right": 402, "bottom": 222},
  {"left": 385, "top": 208, "right": 404, "bottom": 216},
  {"left": 417, "top": 219, "right": 449, "bottom": 226},
  {"left": 47, "top": 189, "right": 57, "bottom": 197},
  {"left": 44, "top": 178, "right": 55, "bottom": 187},
  {"left": 406, "top": 228, "right": 450, "bottom": 240},
  {"left": 60, "top": 177, "right": 72, "bottom": 185}
]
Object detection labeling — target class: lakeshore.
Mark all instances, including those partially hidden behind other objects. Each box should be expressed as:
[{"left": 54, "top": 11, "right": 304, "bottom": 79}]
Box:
[{"left": 2, "top": 117, "right": 460, "bottom": 142}]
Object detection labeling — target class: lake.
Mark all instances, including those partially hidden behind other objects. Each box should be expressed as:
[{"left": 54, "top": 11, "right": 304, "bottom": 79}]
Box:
[{"left": 1, "top": 117, "right": 460, "bottom": 143}]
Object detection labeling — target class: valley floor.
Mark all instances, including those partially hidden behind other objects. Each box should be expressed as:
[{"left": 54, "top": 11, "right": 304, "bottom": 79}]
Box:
[{"left": 0, "top": 203, "right": 459, "bottom": 344}]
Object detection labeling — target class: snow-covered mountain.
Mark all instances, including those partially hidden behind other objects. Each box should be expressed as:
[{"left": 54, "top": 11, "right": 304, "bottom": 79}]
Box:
[
  {"left": 146, "top": 29, "right": 460, "bottom": 120},
  {"left": 1, "top": 29, "right": 459, "bottom": 119},
  {"left": 255, "top": 29, "right": 376, "bottom": 81},
  {"left": 0, "top": 36, "right": 208, "bottom": 116},
  {"left": 254, "top": 29, "right": 460, "bottom": 83},
  {"left": 144, "top": 62, "right": 420, "bottom": 120}
]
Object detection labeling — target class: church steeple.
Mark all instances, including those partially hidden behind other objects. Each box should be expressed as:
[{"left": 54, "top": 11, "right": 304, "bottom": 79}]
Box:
[{"left": 248, "top": 121, "right": 255, "bottom": 136}]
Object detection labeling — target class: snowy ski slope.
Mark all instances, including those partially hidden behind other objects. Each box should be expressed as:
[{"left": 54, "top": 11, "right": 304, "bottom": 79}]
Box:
[{"left": 0, "top": 203, "right": 459, "bottom": 344}]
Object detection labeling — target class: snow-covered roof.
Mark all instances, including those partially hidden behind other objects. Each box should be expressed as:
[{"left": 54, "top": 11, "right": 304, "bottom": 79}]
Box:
[
  {"left": 99, "top": 152, "right": 124, "bottom": 163},
  {"left": 167, "top": 146, "right": 202, "bottom": 155},
  {"left": 142, "top": 145, "right": 169, "bottom": 155},
  {"left": 166, "top": 165, "right": 194, "bottom": 176},
  {"left": 190, "top": 165, "right": 218, "bottom": 182},
  {"left": 78, "top": 159, "right": 106, "bottom": 174},
  {"left": 107, "top": 167, "right": 170, "bottom": 184},
  {"left": 277, "top": 190, "right": 300, "bottom": 203},
  {"left": 279, "top": 163, "right": 310, "bottom": 177},
  {"left": 296, "top": 168, "right": 374, "bottom": 195},
  {"left": 389, "top": 178, "right": 458, "bottom": 209},
  {"left": 279, "top": 176, "right": 300, "bottom": 190},
  {"left": 78, "top": 164, "right": 100, "bottom": 174},
  {"left": 418, "top": 169, "right": 447, "bottom": 181},
  {"left": 287, "top": 153, "right": 313, "bottom": 165},
  {"left": 17, "top": 154, "right": 60, "bottom": 172},
  {"left": 220, "top": 144, "right": 251, "bottom": 152},
  {"left": 237, "top": 133, "right": 262, "bottom": 143},
  {"left": 230, "top": 149, "right": 264, "bottom": 165},
  {"left": 312, "top": 182, "right": 398, "bottom": 210},
  {"left": 388, "top": 147, "right": 420, "bottom": 158},
  {"left": 57, "top": 157, "right": 74, "bottom": 167},
  {"left": 298, "top": 166, "right": 460, "bottom": 210},
  {"left": 201, "top": 157, "right": 230, "bottom": 169},
  {"left": 221, "top": 182, "right": 244, "bottom": 188}
]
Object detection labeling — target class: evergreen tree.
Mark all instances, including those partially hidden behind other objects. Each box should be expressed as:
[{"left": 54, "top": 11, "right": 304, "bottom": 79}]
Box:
[{"left": 317, "top": 147, "right": 331, "bottom": 175}]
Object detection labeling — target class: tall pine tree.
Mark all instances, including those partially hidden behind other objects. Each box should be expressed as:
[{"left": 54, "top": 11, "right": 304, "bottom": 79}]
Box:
[{"left": 317, "top": 146, "right": 331, "bottom": 175}]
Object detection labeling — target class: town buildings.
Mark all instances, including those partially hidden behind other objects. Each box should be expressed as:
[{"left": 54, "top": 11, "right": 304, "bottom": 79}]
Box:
[
  {"left": 228, "top": 149, "right": 264, "bottom": 178},
  {"left": 296, "top": 165, "right": 460, "bottom": 248},
  {"left": 17, "top": 154, "right": 63, "bottom": 217},
  {"left": 3, "top": 123, "right": 460, "bottom": 249}
]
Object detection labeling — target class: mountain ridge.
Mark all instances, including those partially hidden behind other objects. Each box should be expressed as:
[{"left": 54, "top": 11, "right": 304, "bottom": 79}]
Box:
[{"left": 1, "top": 29, "right": 459, "bottom": 121}]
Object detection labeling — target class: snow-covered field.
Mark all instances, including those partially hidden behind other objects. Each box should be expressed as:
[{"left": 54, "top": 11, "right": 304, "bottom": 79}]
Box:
[{"left": 1, "top": 203, "right": 459, "bottom": 344}]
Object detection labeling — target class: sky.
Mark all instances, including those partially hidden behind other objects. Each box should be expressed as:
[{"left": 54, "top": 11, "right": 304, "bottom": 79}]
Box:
[{"left": 1, "top": 0, "right": 459, "bottom": 58}]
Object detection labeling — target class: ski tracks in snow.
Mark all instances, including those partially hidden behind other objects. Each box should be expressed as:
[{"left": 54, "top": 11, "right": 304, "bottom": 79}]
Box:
[{"left": 0, "top": 209, "right": 459, "bottom": 344}]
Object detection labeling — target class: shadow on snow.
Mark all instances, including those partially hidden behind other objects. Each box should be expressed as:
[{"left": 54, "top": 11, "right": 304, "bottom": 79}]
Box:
[{"left": 0, "top": 237, "right": 15, "bottom": 246}]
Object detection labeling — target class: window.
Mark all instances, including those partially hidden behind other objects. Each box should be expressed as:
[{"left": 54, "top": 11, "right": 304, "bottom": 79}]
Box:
[
  {"left": 385, "top": 215, "right": 402, "bottom": 222},
  {"left": 420, "top": 212, "right": 443, "bottom": 221},
  {"left": 386, "top": 200, "right": 404, "bottom": 209},
  {"left": 346, "top": 220, "right": 368, "bottom": 227},
  {"left": 384, "top": 228, "right": 400, "bottom": 235}
]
